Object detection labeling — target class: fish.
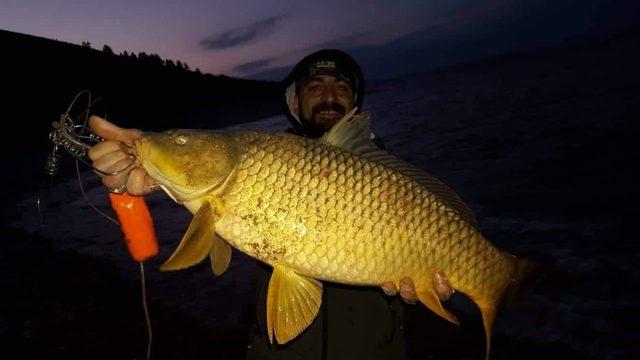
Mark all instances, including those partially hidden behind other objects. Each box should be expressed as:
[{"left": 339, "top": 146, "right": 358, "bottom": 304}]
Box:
[{"left": 133, "top": 111, "right": 536, "bottom": 359}]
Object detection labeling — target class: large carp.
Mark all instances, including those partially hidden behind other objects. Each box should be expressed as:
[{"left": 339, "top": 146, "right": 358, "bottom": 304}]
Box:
[{"left": 133, "top": 111, "right": 534, "bottom": 358}]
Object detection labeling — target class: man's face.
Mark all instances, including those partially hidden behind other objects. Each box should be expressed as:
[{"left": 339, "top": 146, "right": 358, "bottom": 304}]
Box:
[{"left": 293, "top": 75, "right": 355, "bottom": 132}]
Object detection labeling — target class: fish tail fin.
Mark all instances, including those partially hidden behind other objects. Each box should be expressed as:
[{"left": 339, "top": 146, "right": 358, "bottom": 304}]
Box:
[
  {"left": 476, "top": 257, "right": 545, "bottom": 359},
  {"left": 503, "top": 257, "right": 545, "bottom": 305}
]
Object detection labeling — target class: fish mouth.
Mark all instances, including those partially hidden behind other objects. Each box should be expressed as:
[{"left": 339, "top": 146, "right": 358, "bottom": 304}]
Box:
[{"left": 132, "top": 137, "right": 190, "bottom": 203}]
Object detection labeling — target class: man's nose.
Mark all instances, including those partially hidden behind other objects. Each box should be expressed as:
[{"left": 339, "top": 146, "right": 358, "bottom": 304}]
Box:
[{"left": 320, "top": 86, "right": 337, "bottom": 103}]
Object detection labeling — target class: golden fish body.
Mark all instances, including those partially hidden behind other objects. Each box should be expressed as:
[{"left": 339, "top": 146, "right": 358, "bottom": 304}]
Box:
[
  {"left": 217, "top": 131, "right": 515, "bottom": 298},
  {"left": 134, "top": 113, "right": 533, "bottom": 358}
]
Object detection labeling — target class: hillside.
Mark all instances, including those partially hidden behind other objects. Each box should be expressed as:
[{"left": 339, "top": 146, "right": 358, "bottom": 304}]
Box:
[{"left": 0, "top": 29, "right": 282, "bottom": 199}]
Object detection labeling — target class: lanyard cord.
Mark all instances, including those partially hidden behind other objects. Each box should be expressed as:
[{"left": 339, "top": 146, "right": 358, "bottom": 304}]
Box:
[
  {"left": 77, "top": 159, "right": 153, "bottom": 360},
  {"left": 140, "top": 261, "right": 153, "bottom": 360}
]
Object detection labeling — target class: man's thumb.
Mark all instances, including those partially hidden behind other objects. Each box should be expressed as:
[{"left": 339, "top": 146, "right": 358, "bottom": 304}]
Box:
[{"left": 89, "top": 116, "right": 142, "bottom": 144}]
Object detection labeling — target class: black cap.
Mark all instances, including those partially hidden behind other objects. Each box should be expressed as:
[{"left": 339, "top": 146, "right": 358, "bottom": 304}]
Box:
[{"left": 283, "top": 49, "right": 365, "bottom": 135}]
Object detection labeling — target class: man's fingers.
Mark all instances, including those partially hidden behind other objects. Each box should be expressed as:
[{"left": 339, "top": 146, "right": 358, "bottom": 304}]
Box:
[
  {"left": 105, "top": 157, "right": 135, "bottom": 176},
  {"left": 144, "top": 173, "right": 160, "bottom": 192},
  {"left": 89, "top": 115, "right": 142, "bottom": 144},
  {"left": 92, "top": 150, "right": 131, "bottom": 174},
  {"left": 100, "top": 157, "right": 136, "bottom": 191},
  {"left": 88, "top": 140, "right": 122, "bottom": 161},
  {"left": 102, "top": 171, "right": 128, "bottom": 192},
  {"left": 381, "top": 282, "right": 398, "bottom": 296},
  {"left": 399, "top": 277, "right": 418, "bottom": 304},
  {"left": 433, "top": 272, "right": 454, "bottom": 301},
  {"left": 87, "top": 116, "right": 160, "bottom": 196},
  {"left": 381, "top": 275, "right": 450, "bottom": 304},
  {"left": 381, "top": 278, "right": 418, "bottom": 304},
  {"left": 127, "top": 167, "right": 157, "bottom": 195}
]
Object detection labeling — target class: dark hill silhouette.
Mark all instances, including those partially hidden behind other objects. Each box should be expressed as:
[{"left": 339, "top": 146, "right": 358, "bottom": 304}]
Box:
[
  {"left": 0, "top": 29, "right": 282, "bottom": 201},
  {"left": 1, "top": 28, "right": 281, "bottom": 130}
]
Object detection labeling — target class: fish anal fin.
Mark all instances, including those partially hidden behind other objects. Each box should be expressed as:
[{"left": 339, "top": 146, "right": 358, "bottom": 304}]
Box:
[
  {"left": 209, "top": 234, "right": 232, "bottom": 276},
  {"left": 266, "top": 264, "right": 323, "bottom": 344},
  {"left": 160, "top": 202, "right": 216, "bottom": 271},
  {"left": 417, "top": 288, "right": 459, "bottom": 326},
  {"left": 475, "top": 299, "right": 497, "bottom": 360}
]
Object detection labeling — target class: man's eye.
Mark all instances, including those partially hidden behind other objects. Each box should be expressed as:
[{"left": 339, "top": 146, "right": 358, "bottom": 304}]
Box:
[{"left": 308, "top": 85, "right": 321, "bottom": 92}]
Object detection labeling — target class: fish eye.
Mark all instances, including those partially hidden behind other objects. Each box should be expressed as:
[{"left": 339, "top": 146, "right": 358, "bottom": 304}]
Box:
[{"left": 174, "top": 135, "right": 188, "bottom": 145}]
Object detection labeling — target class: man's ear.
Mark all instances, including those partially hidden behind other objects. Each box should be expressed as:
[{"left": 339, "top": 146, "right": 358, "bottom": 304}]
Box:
[{"left": 291, "top": 94, "right": 299, "bottom": 117}]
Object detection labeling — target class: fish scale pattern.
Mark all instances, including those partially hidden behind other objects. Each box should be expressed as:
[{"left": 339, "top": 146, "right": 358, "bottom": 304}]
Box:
[{"left": 215, "top": 131, "right": 516, "bottom": 300}]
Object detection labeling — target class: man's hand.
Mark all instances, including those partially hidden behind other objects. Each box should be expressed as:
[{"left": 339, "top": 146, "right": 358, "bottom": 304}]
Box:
[
  {"left": 88, "top": 116, "right": 158, "bottom": 195},
  {"left": 381, "top": 273, "right": 454, "bottom": 304}
]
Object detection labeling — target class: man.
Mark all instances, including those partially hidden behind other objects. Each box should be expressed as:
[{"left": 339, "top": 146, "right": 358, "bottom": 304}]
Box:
[{"left": 88, "top": 49, "right": 452, "bottom": 359}]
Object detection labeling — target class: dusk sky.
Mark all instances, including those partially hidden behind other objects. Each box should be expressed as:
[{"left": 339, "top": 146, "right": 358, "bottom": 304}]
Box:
[{"left": 1, "top": 1, "right": 637, "bottom": 80}]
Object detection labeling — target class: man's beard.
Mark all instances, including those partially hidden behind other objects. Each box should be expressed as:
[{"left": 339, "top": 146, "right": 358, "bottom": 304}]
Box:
[
  {"left": 303, "top": 102, "right": 347, "bottom": 132},
  {"left": 311, "top": 102, "right": 346, "bottom": 119}
]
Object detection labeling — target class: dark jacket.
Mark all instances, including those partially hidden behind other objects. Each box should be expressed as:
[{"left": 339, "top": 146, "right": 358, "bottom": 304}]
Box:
[{"left": 246, "top": 263, "right": 407, "bottom": 360}]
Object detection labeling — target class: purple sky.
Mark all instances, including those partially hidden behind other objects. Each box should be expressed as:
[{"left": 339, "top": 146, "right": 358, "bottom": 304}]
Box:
[{"left": 1, "top": 1, "right": 638, "bottom": 80}]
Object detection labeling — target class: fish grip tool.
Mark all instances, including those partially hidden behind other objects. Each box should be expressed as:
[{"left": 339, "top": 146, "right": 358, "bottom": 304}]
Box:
[
  {"left": 46, "top": 90, "right": 131, "bottom": 177},
  {"left": 44, "top": 90, "right": 157, "bottom": 360}
]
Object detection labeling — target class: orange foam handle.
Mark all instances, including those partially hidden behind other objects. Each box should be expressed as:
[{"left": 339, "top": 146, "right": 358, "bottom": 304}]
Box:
[{"left": 109, "top": 193, "right": 159, "bottom": 262}]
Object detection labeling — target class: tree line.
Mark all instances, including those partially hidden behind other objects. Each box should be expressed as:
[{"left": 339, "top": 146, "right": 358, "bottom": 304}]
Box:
[{"left": 81, "top": 41, "right": 203, "bottom": 75}]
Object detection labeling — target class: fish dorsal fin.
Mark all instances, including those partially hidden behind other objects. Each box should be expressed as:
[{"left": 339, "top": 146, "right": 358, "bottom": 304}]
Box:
[
  {"left": 363, "top": 149, "right": 478, "bottom": 227},
  {"left": 160, "top": 202, "right": 216, "bottom": 271},
  {"left": 266, "top": 264, "right": 323, "bottom": 344},
  {"left": 209, "top": 234, "right": 232, "bottom": 276},
  {"left": 320, "top": 108, "right": 373, "bottom": 154},
  {"left": 320, "top": 109, "right": 477, "bottom": 226}
]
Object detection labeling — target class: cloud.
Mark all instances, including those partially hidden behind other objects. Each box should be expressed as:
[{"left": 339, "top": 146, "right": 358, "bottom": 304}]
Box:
[
  {"left": 306, "top": 32, "right": 370, "bottom": 50},
  {"left": 243, "top": 0, "right": 640, "bottom": 81},
  {"left": 200, "top": 13, "right": 288, "bottom": 50},
  {"left": 237, "top": 33, "right": 370, "bottom": 80},
  {"left": 242, "top": 64, "right": 292, "bottom": 81},
  {"left": 232, "top": 58, "right": 272, "bottom": 73}
]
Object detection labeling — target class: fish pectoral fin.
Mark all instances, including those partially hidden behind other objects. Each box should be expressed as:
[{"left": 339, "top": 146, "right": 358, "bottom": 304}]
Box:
[
  {"left": 266, "top": 264, "right": 323, "bottom": 345},
  {"left": 320, "top": 108, "right": 376, "bottom": 153},
  {"left": 209, "top": 234, "right": 232, "bottom": 276},
  {"left": 417, "top": 289, "right": 459, "bottom": 326},
  {"left": 160, "top": 202, "right": 216, "bottom": 271}
]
